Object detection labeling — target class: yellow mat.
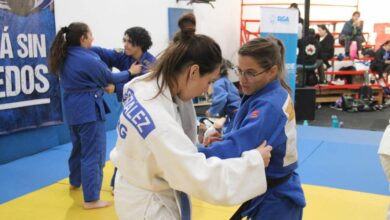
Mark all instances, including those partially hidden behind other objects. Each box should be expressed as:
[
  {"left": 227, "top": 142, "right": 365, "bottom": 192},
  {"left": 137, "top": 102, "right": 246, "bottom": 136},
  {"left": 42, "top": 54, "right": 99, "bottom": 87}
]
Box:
[{"left": 0, "top": 162, "right": 388, "bottom": 220}]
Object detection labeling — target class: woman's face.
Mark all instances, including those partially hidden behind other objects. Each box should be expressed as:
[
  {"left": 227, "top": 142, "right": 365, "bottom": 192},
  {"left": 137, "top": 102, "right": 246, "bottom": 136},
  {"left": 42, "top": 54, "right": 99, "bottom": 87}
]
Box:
[
  {"left": 81, "top": 31, "right": 94, "bottom": 48},
  {"left": 317, "top": 27, "right": 326, "bottom": 37},
  {"left": 123, "top": 34, "right": 141, "bottom": 56},
  {"left": 177, "top": 65, "right": 220, "bottom": 102},
  {"left": 237, "top": 55, "right": 277, "bottom": 95},
  {"left": 384, "top": 43, "right": 390, "bottom": 51}
]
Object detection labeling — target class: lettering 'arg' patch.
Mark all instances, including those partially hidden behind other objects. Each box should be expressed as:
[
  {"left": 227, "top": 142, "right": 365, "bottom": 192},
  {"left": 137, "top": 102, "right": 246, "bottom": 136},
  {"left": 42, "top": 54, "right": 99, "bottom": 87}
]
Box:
[{"left": 122, "top": 88, "right": 155, "bottom": 139}]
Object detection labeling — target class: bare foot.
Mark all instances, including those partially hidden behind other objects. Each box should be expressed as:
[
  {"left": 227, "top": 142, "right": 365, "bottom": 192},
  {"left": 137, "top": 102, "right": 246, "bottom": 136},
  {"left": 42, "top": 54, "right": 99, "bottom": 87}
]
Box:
[
  {"left": 69, "top": 185, "right": 79, "bottom": 190},
  {"left": 83, "top": 200, "right": 111, "bottom": 209}
]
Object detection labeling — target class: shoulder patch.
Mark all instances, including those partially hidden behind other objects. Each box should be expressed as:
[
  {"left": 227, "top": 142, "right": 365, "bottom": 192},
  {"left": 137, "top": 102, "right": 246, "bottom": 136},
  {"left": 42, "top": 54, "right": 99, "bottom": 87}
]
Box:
[{"left": 122, "top": 89, "right": 156, "bottom": 139}]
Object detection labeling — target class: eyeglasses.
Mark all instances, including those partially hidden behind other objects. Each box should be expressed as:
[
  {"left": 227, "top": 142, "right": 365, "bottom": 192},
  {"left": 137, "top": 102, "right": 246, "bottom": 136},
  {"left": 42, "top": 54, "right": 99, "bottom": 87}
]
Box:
[{"left": 233, "top": 67, "right": 269, "bottom": 78}]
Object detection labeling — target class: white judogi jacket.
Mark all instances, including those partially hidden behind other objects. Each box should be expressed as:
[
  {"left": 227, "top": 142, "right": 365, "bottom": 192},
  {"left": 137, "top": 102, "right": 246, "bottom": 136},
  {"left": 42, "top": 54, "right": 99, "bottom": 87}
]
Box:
[
  {"left": 378, "top": 120, "right": 390, "bottom": 181},
  {"left": 110, "top": 73, "right": 267, "bottom": 220}
]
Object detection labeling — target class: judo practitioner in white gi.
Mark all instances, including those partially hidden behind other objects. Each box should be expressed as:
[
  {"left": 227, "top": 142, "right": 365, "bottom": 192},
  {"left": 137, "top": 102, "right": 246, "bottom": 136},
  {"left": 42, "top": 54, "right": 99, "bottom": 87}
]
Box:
[{"left": 110, "top": 20, "right": 272, "bottom": 220}]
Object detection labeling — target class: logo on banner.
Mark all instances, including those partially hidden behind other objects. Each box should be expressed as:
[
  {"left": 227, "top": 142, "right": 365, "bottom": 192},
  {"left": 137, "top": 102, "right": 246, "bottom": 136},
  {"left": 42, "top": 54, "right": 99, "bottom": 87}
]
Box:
[{"left": 270, "top": 15, "right": 290, "bottom": 25}]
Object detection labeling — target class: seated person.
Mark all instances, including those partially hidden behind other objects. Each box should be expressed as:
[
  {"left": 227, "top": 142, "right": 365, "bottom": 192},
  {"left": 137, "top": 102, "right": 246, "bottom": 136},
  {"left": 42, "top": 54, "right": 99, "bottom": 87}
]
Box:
[
  {"left": 205, "top": 59, "right": 240, "bottom": 134},
  {"left": 339, "top": 11, "right": 364, "bottom": 57},
  {"left": 370, "top": 40, "right": 390, "bottom": 80},
  {"left": 297, "top": 28, "right": 325, "bottom": 85},
  {"left": 316, "top": 24, "right": 335, "bottom": 70}
]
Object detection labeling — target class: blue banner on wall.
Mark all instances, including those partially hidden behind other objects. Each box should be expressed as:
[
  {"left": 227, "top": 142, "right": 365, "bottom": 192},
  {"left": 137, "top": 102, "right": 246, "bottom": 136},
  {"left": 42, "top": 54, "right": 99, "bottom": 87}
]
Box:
[
  {"left": 0, "top": 0, "right": 62, "bottom": 135},
  {"left": 260, "top": 7, "right": 298, "bottom": 98},
  {"left": 168, "top": 8, "right": 193, "bottom": 41}
]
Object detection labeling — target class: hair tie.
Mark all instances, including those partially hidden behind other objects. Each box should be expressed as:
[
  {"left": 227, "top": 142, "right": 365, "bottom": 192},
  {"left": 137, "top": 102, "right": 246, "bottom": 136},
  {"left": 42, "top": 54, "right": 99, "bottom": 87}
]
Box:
[{"left": 61, "top": 26, "right": 69, "bottom": 33}]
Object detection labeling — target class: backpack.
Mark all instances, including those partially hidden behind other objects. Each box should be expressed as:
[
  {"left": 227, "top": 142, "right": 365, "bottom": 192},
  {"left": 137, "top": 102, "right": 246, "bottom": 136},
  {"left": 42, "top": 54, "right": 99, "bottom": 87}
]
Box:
[
  {"left": 359, "top": 85, "right": 381, "bottom": 111},
  {"left": 338, "top": 66, "right": 356, "bottom": 84},
  {"left": 341, "top": 95, "right": 369, "bottom": 112}
]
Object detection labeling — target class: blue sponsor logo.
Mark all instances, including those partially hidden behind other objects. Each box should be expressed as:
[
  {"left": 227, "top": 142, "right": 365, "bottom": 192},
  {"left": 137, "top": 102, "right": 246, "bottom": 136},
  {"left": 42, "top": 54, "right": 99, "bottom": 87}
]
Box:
[
  {"left": 121, "top": 89, "right": 155, "bottom": 139},
  {"left": 277, "top": 16, "right": 289, "bottom": 24},
  {"left": 269, "top": 15, "right": 289, "bottom": 25}
]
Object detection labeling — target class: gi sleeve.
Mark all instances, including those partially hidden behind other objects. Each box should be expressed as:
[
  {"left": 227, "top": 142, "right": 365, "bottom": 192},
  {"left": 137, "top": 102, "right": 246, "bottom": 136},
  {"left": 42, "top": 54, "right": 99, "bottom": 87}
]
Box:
[
  {"left": 199, "top": 100, "right": 284, "bottom": 159},
  {"left": 82, "top": 57, "right": 130, "bottom": 87},
  {"left": 114, "top": 82, "right": 126, "bottom": 101},
  {"left": 91, "top": 46, "right": 122, "bottom": 68},
  {"left": 208, "top": 79, "right": 228, "bottom": 116},
  {"left": 146, "top": 117, "right": 267, "bottom": 205}
]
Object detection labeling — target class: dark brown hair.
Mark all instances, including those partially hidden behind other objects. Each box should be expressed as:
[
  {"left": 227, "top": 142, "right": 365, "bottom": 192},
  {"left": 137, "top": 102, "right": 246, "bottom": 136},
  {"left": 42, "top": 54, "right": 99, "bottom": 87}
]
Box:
[
  {"left": 383, "top": 40, "right": 390, "bottom": 47},
  {"left": 352, "top": 11, "right": 360, "bottom": 17},
  {"left": 49, "top": 22, "right": 90, "bottom": 76},
  {"left": 172, "top": 12, "right": 196, "bottom": 43},
  {"left": 124, "top": 27, "right": 152, "bottom": 52},
  {"left": 151, "top": 18, "right": 222, "bottom": 97},
  {"left": 238, "top": 37, "right": 291, "bottom": 94},
  {"left": 317, "top": 24, "right": 331, "bottom": 35}
]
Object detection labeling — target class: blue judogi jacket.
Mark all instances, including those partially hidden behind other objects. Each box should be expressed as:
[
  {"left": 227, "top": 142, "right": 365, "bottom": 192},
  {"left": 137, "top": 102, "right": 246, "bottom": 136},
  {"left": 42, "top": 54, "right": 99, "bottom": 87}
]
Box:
[
  {"left": 61, "top": 47, "right": 130, "bottom": 125},
  {"left": 91, "top": 47, "right": 156, "bottom": 101},
  {"left": 207, "top": 76, "right": 240, "bottom": 133},
  {"left": 199, "top": 80, "right": 305, "bottom": 217}
]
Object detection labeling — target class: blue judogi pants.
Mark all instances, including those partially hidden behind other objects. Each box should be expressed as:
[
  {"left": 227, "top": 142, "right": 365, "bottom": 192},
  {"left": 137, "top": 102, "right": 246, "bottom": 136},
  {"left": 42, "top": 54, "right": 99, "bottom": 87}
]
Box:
[{"left": 68, "top": 120, "right": 106, "bottom": 202}]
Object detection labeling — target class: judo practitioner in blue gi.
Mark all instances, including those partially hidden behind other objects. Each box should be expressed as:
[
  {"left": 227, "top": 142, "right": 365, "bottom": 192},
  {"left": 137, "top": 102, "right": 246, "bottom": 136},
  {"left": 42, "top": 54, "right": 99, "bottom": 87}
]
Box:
[
  {"left": 91, "top": 27, "right": 156, "bottom": 190},
  {"left": 91, "top": 26, "right": 156, "bottom": 101},
  {"left": 49, "top": 22, "right": 131, "bottom": 209},
  {"left": 199, "top": 37, "right": 306, "bottom": 219},
  {"left": 205, "top": 59, "right": 240, "bottom": 134}
]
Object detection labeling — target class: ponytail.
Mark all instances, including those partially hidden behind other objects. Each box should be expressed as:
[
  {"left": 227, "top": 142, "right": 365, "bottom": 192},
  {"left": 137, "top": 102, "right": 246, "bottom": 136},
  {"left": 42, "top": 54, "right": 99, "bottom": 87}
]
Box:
[
  {"left": 49, "top": 22, "right": 90, "bottom": 76},
  {"left": 151, "top": 15, "right": 221, "bottom": 98},
  {"left": 49, "top": 27, "right": 68, "bottom": 76}
]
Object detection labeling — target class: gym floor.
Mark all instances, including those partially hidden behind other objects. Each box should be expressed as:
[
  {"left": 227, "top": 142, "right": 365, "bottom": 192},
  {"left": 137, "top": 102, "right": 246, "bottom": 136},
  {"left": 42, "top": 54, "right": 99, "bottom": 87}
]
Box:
[{"left": 0, "top": 126, "right": 388, "bottom": 220}]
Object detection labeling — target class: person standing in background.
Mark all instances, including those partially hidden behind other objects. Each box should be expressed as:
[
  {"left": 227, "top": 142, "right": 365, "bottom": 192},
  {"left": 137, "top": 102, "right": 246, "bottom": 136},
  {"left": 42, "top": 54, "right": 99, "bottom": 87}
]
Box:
[
  {"left": 205, "top": 59, "right": 241, "bottom": 134},
  {"left": 49, "top": 22, "right": 131, "bottom": 209},
  {"left": 91, "top": 26, "right": 156, "bottom": 192},
  {"left": 92, "top": 26, "right": 156, "bottom": 101},
  {"left": 289, "top": 3, "right": 303, "bottom": 39}
]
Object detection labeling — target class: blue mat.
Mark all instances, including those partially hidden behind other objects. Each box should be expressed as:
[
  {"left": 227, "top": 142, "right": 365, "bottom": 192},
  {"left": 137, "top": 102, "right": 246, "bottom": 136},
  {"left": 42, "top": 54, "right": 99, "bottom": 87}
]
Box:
[
  {"left": 297, "top": 125, "right": 384, "bottom": 145},
  {"left": 297, "top": 126, "right": 388, "bottom": 195},
  {"left": 297, "top": 138, "right": 323, "bottom": 165},
  {"left": 0, "top": 130, "right": 117, "bottom": 204}
]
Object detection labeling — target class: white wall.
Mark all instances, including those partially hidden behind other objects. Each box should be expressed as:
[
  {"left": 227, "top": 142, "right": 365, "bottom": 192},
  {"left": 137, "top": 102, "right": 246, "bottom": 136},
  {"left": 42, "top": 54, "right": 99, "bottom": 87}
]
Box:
[
  {"left": 54, "top": 0, "right": 241, "bottom": 61},
  {"left": 193, "top": 0, "right": 241, "bottom": 62},
  {"left": 242, "top": 0, "right": 390, "bottom": 44},
  {"left": 54, "top": 0, "right": 188, "bottom": 56},
  {"left": 54, "top": 0, "right": 389, "bottom": 62}
]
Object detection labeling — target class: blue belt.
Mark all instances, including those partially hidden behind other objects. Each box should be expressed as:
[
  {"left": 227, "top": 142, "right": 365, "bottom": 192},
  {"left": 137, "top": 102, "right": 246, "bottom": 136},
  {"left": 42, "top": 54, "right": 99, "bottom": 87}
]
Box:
[
  {"left": 63, "top": 87, "right": 100, "bottom": 93},
  {"left": 179, "top": 191, "right": 191, "bottom": 220}
]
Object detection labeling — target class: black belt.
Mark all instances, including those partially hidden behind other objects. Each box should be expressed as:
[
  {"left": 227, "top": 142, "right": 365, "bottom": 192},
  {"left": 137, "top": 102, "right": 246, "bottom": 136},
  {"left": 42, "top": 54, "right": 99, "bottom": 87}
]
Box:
[
  {"left": 230, "top": 173, "right": 293, "bottom": 220},
  {"left": 267, "top": 173, "right": 292, "bottom": 188}
]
